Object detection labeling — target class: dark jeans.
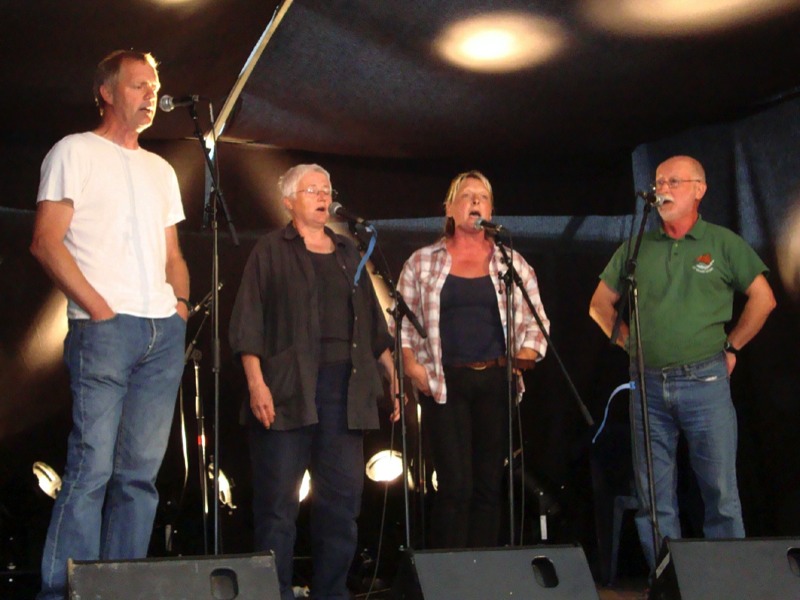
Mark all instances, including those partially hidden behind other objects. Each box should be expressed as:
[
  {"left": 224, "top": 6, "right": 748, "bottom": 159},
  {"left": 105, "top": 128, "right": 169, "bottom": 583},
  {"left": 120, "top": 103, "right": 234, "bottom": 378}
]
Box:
[
  {"left": 249, "top": 362, "right": 364, "bottom": 600},
  {"left": 424, "top": 365, "right": 508, "bottom": 548}
]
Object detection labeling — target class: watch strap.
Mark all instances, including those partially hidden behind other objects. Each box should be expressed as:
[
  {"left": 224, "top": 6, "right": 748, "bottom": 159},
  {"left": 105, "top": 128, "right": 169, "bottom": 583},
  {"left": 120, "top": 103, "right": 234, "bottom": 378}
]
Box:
[{"left": 724, "top": 340, "right": 740, "bottom": 355}]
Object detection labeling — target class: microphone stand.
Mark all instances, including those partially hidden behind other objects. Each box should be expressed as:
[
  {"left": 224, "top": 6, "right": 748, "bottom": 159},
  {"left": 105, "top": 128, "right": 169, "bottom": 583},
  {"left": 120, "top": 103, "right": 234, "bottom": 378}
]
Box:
[
  {"left": 609, "top": 200, "right": 661, "bottom": 567},
  {"left": 491, "top": 232, "right": 593, "bottom": 545},
  {"left": 348, "top": 223, "right": 427, "bottom": 551},
  {"left": 499, "top": 242, "right": 517, "bottom": 545},
  {"left": 183, "top": 292, "right": 216, "bottom": 555},
  {"left": 183, "top": 101, "right": 239, "bottom": 555}
]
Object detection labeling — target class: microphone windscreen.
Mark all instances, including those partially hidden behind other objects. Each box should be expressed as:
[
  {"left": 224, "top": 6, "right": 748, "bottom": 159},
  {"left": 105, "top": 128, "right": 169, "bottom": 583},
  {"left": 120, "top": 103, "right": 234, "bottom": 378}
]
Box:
[{"left": 158, "top": 95, "right": 174, "bottom": 112}]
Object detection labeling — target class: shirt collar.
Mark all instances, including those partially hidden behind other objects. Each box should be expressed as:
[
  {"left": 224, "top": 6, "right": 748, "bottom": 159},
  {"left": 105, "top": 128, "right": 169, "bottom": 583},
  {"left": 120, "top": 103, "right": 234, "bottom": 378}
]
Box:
[
  {"left": 283, "top": 222, "right": 301, "bottom": 240},
  {"left": 431, "top": 237, "right": 449, "bottom": 253},
  {"left": 657, "top": 215, "right": 707, "bottom": 240},
  {"left": 687, "top": 215, "right": 707, "bottom": 239},
  {"left": 283, "top": 222, "right": 343, "bottom": 247}
]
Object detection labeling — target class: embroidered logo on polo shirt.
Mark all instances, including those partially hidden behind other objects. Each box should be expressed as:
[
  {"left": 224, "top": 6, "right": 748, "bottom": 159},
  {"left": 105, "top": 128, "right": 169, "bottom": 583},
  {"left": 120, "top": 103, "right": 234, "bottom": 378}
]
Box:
[{"left": 692, "top": 253, "right": 715, "bottom": 273}]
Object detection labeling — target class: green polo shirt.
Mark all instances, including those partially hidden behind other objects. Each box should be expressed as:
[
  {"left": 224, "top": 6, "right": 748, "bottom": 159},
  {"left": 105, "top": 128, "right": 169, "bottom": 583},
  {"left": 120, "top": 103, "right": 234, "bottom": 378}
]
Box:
[{"left": 599, "top": 216, "right": 768, "bottom": 369}]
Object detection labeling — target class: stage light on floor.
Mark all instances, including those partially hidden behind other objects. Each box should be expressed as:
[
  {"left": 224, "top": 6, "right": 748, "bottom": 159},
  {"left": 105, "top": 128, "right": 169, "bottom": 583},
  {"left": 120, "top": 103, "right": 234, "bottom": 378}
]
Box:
[
  {"left": 365, "top": 450, "right": 403, "bottom": 483},
  {"left": 208, "top": 463, "right": 236, "bottom": 510},
  {"left": 32, "top": 461, "right": 61, "bottom": 499},
  {"left": 299, "top": 470, "right": 311, "bottom": 502}
]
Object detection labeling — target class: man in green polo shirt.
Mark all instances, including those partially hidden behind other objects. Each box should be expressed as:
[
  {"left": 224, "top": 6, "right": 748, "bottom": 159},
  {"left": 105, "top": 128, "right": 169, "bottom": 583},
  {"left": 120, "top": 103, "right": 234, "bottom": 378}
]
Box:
[{"left": 589, "top": 155, "right": 776, "bottom": 570}]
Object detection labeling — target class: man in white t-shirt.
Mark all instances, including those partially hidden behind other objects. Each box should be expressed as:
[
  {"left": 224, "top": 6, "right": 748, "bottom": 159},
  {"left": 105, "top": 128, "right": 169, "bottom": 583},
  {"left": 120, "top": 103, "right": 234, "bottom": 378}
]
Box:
[{"left": 30, "top": 50, "right": 190, "bottom": 600}]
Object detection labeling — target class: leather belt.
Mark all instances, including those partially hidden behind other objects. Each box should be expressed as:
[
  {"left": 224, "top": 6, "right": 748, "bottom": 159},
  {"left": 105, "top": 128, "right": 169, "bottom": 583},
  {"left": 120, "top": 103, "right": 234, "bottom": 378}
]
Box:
[
  {"left": 449, "top": 357, "right": 506, "bottom": 370},
  {"left": 447, "top": 356, "right": 536, "bottom": 371}
]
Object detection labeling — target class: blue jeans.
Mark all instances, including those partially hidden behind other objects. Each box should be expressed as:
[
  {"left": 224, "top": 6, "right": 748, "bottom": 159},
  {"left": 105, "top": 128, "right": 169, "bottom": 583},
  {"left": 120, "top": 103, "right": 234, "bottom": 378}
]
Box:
[
  {"left": 631, "top": 352, "right": 744, "bottom": 569},
  {"left": 38, "top": 313, "right": 185, "bottom": 600},
  {"left": 249, "top": 362, "right": 364, "bottom": 600}
]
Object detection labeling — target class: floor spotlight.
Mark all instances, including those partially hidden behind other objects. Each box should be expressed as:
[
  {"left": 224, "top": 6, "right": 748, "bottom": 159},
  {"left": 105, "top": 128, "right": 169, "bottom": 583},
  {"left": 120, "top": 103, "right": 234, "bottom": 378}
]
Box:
[
  {"left": 365, "top": 450, "right": 403, "bottom": 483},
  {"left": 207, "top": 463, "right": 236, "bottom": 510},
  {"left": 299, "top": 470, "right": 311, "bottom": 502},
  {"left": 33, "top": 461, "right": 61, "bottom": 499}
]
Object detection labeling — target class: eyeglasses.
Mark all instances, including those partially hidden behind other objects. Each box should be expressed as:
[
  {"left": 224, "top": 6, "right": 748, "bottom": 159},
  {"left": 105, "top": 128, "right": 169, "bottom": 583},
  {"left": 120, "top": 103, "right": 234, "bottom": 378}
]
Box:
[
  {"left": 295, "top": 186, "right": 338, "bottom": 199},
  {"left": 654, "top": 177, "right": 703, "bottom": 189}
]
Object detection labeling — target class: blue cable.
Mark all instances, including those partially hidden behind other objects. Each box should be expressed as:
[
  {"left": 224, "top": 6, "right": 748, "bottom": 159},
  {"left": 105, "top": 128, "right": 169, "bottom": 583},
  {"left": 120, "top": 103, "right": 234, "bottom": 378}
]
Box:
[
  {"left": 592, "top": 381, "right": 635, "bottom": 445},
  {"left": 354, "top": 225, "right": 376, "bottom": 286}
]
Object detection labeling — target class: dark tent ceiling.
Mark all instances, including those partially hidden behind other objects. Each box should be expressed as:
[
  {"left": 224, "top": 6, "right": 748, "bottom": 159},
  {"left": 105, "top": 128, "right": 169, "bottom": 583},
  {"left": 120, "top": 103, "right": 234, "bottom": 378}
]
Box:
[
  {"left": 4, "top": 0, "right": 800, "bottom": 217},
  {"left": 225, "top": 1, "right": 800, "bottom": 161}
]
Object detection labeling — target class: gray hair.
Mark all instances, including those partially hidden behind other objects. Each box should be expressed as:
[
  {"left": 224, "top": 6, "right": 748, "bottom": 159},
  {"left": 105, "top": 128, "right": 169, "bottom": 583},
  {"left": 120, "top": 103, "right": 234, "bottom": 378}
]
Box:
[{"left": 277, "top": 164, "right": 331, "bottom": 198}]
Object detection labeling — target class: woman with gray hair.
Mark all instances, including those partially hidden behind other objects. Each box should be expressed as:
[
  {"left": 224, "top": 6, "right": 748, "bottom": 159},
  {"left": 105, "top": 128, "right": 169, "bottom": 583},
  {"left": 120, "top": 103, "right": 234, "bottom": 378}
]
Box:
[{"left": 229, "top": 163, "right": 399, "bottom": 600}]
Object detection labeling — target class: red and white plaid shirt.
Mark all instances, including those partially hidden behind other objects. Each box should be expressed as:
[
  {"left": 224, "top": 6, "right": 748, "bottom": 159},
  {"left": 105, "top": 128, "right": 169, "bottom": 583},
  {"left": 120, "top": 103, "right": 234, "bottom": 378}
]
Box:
[{"left": 393, "top": 238, "right": 549, "bottom": 404}]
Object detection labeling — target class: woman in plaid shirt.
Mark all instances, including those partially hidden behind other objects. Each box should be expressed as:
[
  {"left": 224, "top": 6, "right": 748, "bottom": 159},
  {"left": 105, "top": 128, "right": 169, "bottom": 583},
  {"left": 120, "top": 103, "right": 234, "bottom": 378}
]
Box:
[{"left": 395, "top": 170, "right": 549, "bottom": 548}]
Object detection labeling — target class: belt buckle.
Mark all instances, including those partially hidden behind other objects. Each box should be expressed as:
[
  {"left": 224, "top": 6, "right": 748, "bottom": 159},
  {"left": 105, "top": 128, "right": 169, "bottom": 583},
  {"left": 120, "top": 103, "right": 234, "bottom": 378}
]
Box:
[{"left": 470, "top": 363, "right": 488, "bottom": 371}]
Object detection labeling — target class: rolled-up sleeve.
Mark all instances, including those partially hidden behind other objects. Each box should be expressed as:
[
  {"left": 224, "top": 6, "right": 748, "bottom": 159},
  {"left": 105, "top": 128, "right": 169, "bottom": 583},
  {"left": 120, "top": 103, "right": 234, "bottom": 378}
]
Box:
[
  {"left": 514, "top": 254, "right": 549, "bottom": 359},
  {"left": 229, "top": 239, "right": 267, "bottom": 358}
]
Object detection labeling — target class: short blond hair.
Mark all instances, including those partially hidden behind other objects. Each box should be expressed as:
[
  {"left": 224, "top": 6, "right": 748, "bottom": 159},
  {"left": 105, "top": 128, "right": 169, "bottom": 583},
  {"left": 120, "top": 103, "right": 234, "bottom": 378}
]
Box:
[{"left": 443, "top": 170, "right": 493, "bottom": 237}]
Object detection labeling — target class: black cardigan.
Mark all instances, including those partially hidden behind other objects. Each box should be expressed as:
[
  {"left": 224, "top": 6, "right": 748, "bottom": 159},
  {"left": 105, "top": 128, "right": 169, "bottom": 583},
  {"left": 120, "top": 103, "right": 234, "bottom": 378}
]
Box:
[{"left": 229, "top": 222, "right": 392, "bottom": 430}]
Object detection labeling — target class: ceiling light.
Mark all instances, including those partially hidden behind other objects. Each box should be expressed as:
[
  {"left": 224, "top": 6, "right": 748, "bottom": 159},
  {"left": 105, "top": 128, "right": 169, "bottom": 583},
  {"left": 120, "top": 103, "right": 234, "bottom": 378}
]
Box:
[
  {"left": 435, "top": 12, "right": 567, "bottom": 73},
  {"left": 777, "top": 193, "right": 800, "bottom": 300},
  {"left": 148, "top": 0, "right": 199, "bottom": 5},
  {"left": 583, "top": 0, "right": 800, "bottom": 36}
]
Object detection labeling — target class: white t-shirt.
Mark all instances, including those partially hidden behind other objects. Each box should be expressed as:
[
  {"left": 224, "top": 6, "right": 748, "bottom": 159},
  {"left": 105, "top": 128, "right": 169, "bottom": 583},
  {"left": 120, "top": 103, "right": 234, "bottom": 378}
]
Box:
[{"left": 37, "top": 132, "right": 185, "bottom": 319}]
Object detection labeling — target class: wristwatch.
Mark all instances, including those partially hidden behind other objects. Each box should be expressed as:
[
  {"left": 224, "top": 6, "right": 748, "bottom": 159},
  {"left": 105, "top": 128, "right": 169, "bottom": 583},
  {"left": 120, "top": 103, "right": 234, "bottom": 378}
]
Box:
[{"left": 723, "top": 340, "right": 740, "bottom": 355}]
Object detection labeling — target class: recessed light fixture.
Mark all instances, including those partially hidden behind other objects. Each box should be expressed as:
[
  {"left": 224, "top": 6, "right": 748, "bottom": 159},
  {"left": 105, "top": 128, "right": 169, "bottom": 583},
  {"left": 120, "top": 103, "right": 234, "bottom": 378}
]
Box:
[
  {"left": 435, "top": 12, "right": 567, "bottom": 73},
  {"left": 583, "top": 0, "right": 800, "bottom": 36},
  {"left": 150, "top": 0, "right": 198, "bottom": 5}
]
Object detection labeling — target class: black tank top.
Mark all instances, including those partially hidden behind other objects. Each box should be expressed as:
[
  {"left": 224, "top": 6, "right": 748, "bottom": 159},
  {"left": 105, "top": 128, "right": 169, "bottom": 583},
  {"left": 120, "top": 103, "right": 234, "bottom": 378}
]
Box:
[
  {"left": 440, "top": 273, "right": 505, "bottom": 365},
  {"left": 308, "top": 250, "right": 353, "bottom": 365}
]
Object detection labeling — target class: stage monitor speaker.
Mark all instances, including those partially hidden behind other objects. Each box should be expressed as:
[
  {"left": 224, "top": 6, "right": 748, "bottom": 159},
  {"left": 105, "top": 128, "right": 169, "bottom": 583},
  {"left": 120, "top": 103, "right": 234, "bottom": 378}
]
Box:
[
  {"left": 67, "top": 552, "right": 280, "bottom": 600},
  {"left": 395, "top": 544, "right": 599, "bottom": 599},
  {"left": 650, "top": 537, "right": 800, "bottom": 599}
]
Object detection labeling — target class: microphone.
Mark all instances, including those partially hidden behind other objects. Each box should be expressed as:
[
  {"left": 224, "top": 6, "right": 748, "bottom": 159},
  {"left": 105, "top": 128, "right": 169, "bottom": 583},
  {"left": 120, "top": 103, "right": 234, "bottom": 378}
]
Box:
[
  {"left": 158, "top": 94, "right": 200, "bottom": 113},
  {"left": 637, "top": 189, "right": 668, "bottom": 207},
  {"left": 189, "top": 282, "right": 224, "bottom": 317},
  {"left": 474, "top": 218, "right": 504, "bottom": 232},
  {"left": 329, "top": 202, "right": 370, "bottom": 226}
]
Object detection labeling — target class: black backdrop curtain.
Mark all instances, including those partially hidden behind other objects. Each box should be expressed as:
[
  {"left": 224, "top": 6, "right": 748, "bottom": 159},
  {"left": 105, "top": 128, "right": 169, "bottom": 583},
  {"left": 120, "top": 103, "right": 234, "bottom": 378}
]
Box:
[{"left": 1, "top": 95, "right": 799, "bottom": 581}]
